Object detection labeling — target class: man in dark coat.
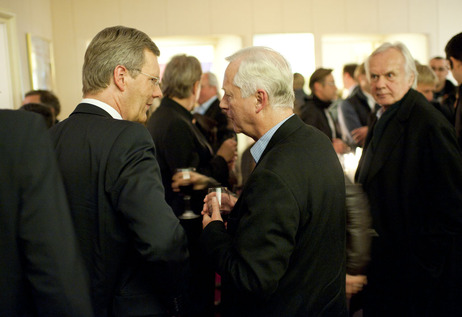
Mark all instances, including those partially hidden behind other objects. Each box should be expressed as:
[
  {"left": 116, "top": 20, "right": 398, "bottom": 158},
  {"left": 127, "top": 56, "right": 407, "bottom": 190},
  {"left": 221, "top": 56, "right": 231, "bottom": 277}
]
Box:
[
  {"left": 0, "top": 110, "right": 93, "bottom": 316},
  {"left": 50, "top": 26, "right": 189, "bottom": 317},
  {"left": 195, "top": 71, "right": 235, "bottom": 152},
  {"left": 201, "top": 47, "right": 347, "bottom": 317},
  {"left": 356, "top": 42, "right": 462, "bottom": 316},
  {"left": 299, "top": 68, "right": 349, "bottom": 153},
  {"left": 338, "top": 63, "right": 377, "bottom": 147},
  {"left": 445, "top": 32, "right": 462, "bottom": 149}
]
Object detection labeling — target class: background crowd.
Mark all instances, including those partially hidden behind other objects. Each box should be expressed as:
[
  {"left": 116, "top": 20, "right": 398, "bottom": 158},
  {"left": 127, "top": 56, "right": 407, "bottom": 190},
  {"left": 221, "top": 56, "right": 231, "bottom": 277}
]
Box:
[{"left": 1, "top": 25, "right": 462, "bottom": 317}]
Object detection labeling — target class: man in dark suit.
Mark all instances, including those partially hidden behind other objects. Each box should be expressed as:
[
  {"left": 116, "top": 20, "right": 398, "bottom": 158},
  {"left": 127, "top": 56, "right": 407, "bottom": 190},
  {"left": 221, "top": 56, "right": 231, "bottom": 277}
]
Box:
[
  {"left": 195, "top": 71, "right": 235, "bottom": 152},
  {"left": 446, "top": 32, "right": 462, "bottom": 149},
  {"left": 201, "top": 47, "right": 347, "bottom": 316},
  {"left": 0, "top": 110, "right": 93, "bottom": 316},
  {"left": 356, "top": 42, "right": 462, "bottom": 316},
  {"left": 50, "top": 26, "right": 189, "bottom": 317},
  {"left": 299, "top": 68, "right": 349, "bottom": 154},
  {"left": 338, "top": 63, "right": 377, "bottom": 147}
]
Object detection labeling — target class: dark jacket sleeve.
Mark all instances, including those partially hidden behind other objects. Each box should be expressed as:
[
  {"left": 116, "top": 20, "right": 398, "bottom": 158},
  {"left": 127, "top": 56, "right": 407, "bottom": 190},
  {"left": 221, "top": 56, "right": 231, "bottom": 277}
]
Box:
[
  {"left": 345, "top": 175, "right": 372, "bottom": 275},
  {"left": 107, "top": 124, "right": 189, "bottom": 312}
]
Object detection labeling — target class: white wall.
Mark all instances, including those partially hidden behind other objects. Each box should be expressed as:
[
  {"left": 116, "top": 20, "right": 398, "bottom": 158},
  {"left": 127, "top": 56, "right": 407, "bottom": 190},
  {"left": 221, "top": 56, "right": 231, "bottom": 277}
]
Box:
[
  {"left": 2, "top": 0, "right": 462, "bottom": 116},
  {"left": 0, "top": 0, "right": 53, "bottom": 108}
]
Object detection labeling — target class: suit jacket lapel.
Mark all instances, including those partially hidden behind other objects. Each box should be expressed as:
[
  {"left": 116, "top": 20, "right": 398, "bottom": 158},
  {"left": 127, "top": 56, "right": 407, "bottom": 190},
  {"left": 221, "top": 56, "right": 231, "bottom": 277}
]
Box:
[{"left": 363, "top": 89, "right": 417, "bottom": 184}]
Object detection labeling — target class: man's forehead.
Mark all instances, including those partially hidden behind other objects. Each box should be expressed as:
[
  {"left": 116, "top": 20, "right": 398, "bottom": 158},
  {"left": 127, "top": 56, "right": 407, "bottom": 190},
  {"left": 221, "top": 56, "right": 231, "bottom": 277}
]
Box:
[
  {"left": 370, "top": 50, "right": 405, "bottom": 71},
  {"left": 430, "top": 59, "right": 448, "bottom": 67}
]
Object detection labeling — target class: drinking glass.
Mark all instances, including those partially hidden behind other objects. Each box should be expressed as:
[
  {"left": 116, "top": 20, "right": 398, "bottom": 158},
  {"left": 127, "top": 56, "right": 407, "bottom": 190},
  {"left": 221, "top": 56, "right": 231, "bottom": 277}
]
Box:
[
  {"left": 176, "top": 167, "right": 200, "bottom": 220},
  {"left": 207, "top": 187, "right": 232, "bottom": 216}
]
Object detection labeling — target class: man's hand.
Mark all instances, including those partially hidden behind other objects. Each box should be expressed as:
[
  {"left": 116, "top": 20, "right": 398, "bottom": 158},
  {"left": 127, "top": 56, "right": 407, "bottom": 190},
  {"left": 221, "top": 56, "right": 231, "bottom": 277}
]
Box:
[
  {"left": 351, "top": 127, "right": 368, "bottom": 146},
  {"left": 202, "top": 197, "right": 223, "bottom": 228},
  {"left": 332, "top": 138, "right": 350, "bottom": 154},
  {"left": 171, "top": 171, "right": 213, "bottom": 192},
  {"left": 345, "top": 274, "right": 367, "bottom": 299}
]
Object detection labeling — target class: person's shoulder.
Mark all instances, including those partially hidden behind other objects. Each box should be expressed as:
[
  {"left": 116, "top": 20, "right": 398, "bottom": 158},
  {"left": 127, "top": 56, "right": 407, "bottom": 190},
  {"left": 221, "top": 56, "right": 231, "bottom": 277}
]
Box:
[
  {"left": 444, "top": 79, "right": 457, "bottom": 91},
  {"left": 406, "top": 90, "right": 452, "bottom": 128},
  {"left": 0, "top": 109, "right": 47, "bottom": 136}
]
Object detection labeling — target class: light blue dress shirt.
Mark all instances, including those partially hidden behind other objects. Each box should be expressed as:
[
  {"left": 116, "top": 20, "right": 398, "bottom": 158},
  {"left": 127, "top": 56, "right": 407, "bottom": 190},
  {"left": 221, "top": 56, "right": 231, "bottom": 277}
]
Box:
[{"left": 250, "top": 114, "right": 294, "bottom": 163}]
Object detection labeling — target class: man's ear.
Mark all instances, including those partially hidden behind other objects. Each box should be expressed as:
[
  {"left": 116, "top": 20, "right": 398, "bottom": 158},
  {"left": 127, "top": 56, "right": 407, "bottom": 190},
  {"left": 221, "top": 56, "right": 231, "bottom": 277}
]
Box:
[
  {"left": 313, "top": 81, "right": 322, "bottom": 94},
  {"left": 114, "top": 65, "right": 128, "bottom": 91},
  {"left": 255, "top": 89, "right": 268, "bottom": 113}
]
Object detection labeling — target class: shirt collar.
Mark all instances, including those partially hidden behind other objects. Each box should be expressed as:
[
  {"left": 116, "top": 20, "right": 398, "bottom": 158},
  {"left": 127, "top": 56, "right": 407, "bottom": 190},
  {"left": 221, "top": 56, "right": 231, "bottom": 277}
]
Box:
[
  {"left": 250, "top": 114, "right": 294, "bottom": 163},
  {"left": 194, "top": 95, "right": 218, "bottom": 115},
  {"left": 81, "top": 98, "right": 123, "bottom": 120}
]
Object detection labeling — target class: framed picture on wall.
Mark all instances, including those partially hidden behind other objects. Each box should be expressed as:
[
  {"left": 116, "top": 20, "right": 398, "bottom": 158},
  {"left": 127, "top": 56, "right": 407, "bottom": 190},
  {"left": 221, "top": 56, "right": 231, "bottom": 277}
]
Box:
[{"left": 26, "top": 33, "right": 55, "bottom": 90}]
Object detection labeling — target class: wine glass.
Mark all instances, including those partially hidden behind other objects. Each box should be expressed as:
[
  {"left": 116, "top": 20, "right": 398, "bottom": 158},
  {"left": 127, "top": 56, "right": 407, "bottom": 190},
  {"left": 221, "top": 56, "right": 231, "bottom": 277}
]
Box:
[
  {"left": 207, "top": 187, "right": 232, "bottom": 219},
  {"left": 176, "top": 167, "right": 200, "bottom": 220}
]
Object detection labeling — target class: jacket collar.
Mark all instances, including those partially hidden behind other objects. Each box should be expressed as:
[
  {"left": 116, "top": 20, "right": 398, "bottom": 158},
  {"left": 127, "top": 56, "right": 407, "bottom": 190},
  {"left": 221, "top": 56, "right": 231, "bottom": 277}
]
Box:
[
  {"left": 258, "top": 115, "right": 304, "bottom": 164},
  {"left": 71, "top": 103, "right": 114, "bottom": 118},
  {"left": 361, "top": 89, "right": 419, "bottom": 183}
]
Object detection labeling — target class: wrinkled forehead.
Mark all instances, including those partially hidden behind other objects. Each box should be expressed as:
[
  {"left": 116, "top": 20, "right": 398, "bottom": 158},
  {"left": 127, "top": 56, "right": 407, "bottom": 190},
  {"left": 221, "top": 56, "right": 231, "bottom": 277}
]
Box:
[{"left": 370, "top": 49, "right": 406, "bottom": 73}]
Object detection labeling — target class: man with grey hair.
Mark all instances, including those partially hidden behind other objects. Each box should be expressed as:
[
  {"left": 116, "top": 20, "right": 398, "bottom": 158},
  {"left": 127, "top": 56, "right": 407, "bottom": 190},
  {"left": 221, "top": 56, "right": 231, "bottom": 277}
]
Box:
[
  {"left": 50, "top": 26, "right": 189, "bottom": 316},
  {"left": 195, "top": 71, "right": 235, "bottom": 151},
  {"left": 356, "top": 42, "right": 462, "bottom": 316},
  {"left": 201, "top": 46, "right": 347, "bottom": 316}
]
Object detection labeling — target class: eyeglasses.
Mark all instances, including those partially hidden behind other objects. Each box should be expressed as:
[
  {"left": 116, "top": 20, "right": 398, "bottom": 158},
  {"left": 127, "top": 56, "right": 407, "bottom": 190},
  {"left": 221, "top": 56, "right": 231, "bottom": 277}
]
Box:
[{"left": 133, "top": 69, "right": 161, "bottom": 86}]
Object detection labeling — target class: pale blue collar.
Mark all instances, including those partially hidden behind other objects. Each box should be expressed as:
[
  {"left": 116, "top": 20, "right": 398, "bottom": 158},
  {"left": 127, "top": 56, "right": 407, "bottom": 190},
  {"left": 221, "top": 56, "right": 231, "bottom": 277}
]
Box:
[
  {"left": 194, "top": 96, "right": 218, "bottom": 115},
  {"left": 250, "top": 114, "right": 294, "bottom": 163}
]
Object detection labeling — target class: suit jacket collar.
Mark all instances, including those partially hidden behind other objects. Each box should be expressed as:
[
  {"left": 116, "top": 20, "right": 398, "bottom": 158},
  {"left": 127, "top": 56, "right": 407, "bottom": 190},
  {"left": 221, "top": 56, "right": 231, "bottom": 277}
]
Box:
[
  {"left": 258, "top": 115, "right": 304, "bottom": 165},
  {"left": 71, "top": 103, "right": 114, "bottom": 118}
]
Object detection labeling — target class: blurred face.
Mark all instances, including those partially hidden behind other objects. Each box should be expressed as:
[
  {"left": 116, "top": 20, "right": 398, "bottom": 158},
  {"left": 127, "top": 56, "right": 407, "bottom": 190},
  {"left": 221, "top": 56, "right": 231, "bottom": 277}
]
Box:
[
  {"left": 198, "top": 74, "right": 217, "bottom": 105},
  {"left": 123, "top": 50, "right": 162, "bottom": 123},
  {"left": 315, "top": 73, "right": 337, "bottom": 102},
  {"left": 417, "top": 83, "right": 436, "bottom": 102},
  {"left": 368, "top": 48, "right": 413, "bottom": 109},
  {"left": 429, "top": 58, "right": 449, "bottom": 84},
  {"left": 358, "top": 73, "right": 371, "bottom": 94},
  {"left": 220, "top": 62, "right": 255, "bottom": 136}
]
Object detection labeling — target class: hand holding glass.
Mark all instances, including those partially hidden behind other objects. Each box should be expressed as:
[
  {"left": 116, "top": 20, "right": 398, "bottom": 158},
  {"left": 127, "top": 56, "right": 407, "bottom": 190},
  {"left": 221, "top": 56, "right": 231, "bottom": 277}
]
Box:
[
  {"left": 207, "top": 187, "right": 232, "bottom": 216},
  {"left": 176, "top": 168, "right": 200, "bottom": 220}
]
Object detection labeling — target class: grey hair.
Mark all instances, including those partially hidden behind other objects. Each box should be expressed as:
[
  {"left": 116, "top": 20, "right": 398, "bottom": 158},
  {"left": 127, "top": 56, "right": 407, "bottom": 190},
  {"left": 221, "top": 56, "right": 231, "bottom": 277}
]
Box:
[
  {"left": 226, "top": 46, "right": 294, "bottom": 109},
  {"left": 82, "top": 26, "right": 160, "bottom": 95},
  {"left": 205, "top": 72, "right": 219, "bottom": 89},
  {"left": 365, "top": 42, "right": 417, "bottom": 88}
]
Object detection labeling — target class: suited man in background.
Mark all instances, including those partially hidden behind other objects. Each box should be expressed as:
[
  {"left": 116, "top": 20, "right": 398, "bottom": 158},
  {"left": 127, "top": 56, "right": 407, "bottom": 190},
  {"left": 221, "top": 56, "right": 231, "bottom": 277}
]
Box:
[
  {"left": 50, "top": 26, "right": 189, "bottom": 316},
  {"left": 299, "top": 68, "right": 349, "bottom": 153},
  {"left": 338, "top": 63, "right": 377, "bottom": 147},
  {"left": 0, "top": 110, "right": 93, "bottom": 316},
  {"left": 446, "top": 32, "right": 462, "bottom": 149},
  {"left": 195, "top": 71, "right": 235, "bottom": 152},
  {"left": 23, "top": 89, "right": 62, "bottom": 123},
  {"left": 356, "top": 42, "right": 462, "bottom": 316},
  {"left": 201, "top": 46, "right": 347, "bottom": 316}
]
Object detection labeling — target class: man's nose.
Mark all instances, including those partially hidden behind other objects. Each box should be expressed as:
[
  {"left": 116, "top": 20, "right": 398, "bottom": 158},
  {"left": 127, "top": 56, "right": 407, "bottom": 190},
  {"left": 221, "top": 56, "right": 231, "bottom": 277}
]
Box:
[
  {"left": 219, "top": 99, "right": 227, "bottom": 110},
  {"left": 153, "top": 85, "right": 163, "bottom": 99},
  {"left": 375, "top": 75, "right": 386, "bottom": 87}
]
